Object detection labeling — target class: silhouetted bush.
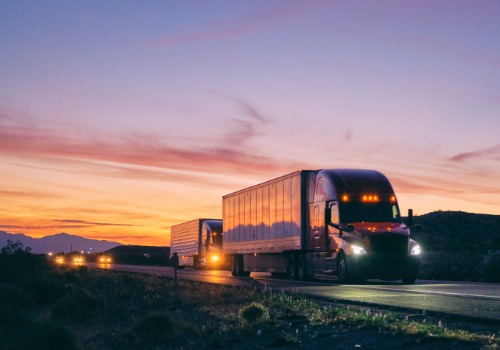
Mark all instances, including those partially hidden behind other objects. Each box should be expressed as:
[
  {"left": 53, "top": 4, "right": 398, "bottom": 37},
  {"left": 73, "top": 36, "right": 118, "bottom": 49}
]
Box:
[
  {"left": 0, "top": 252, "right": 52, "bottom": 284},
  {"left": 239, "top": 302, "right": 270, "bottom": 326},
  {"left": 63, "top": 269, "right": 81, "bottom": 283},
  {"left": 20, "top": 274, "right": 66, "bottom": 305},
  {"left": 15, "top": 321, "right": 77, "bottom": 350},
  {"left": 423, "top": 252, "right": 481, "bottom": 281},
  {"left": 52, "top": 288, "right": 104, "bottom": 323},
  {"left": 0, "top": 284, "right": 35, "bottom": 309},
  {"left": 77, "top": 265, "right": 89, "bottom": 274},
  {"left": 0, "top": 305, "right": 29, "bottom": 331},
  {"left": 133, "top": 312, "right": 178, "bottom": 344}
]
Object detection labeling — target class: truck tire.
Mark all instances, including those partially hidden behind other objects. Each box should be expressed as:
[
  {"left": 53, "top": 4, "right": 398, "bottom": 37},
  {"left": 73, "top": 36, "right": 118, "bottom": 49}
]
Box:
[
  {"left": 231, "top": 255, "right": 250, "bottom": 277},
  {"left": 230, "top": 255, "right": 238, "bottom": 276},
  {"left": 337, "top": 253, "right": 348, "bottom": 283},
  {"left": 297, "top": 254, "right": 307, "bottom": 281},
  {"left": 401, "top": 258, "right": 419, "bottom": 284},
  {"left": 287, "top": 255, "right": 297, "bottom": 280}
]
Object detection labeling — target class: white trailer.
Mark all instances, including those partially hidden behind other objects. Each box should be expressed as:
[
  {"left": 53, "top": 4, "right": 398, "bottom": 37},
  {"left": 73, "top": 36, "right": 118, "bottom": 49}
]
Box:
[{"left": 170, "top": 218, "right": 223, "bottom": 268}]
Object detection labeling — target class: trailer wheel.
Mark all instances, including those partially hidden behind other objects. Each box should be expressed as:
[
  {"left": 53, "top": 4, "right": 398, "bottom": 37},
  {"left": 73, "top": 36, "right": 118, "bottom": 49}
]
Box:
[
  {"left": 337, "top": 253, "right": 348, "bottom": 283},
  {"left": 230, "top": 255, "right": 238, "bottom": 276},
  {"left": 231, "top": 255, "right": 250, "bottom": 277},
  {"left": 297, "top": 254, "right": 307, "bottom": 281},
  {"left": 287, "top": 255, "right": 297, "bottom": 280}
]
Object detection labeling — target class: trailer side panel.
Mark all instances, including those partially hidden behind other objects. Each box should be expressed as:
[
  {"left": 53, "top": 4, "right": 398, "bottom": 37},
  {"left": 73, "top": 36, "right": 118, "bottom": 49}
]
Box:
[{"left": 223, "top": 171, "right": 304, "bottom": 254}]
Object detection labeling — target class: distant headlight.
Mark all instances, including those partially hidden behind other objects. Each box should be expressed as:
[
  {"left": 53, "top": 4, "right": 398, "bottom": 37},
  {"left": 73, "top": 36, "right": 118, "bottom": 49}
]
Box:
[
  {"left": 351, "top": 245, "right": 367, "bottom": 255},
  {"left": 411, "top": 245, "right": 421, "bottom": 255}
]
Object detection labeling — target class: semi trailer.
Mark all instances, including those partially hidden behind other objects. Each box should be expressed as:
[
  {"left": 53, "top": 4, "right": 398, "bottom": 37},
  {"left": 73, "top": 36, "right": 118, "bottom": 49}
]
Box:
[
  {"left": 222, "top": 169, "right": 421, "bottom": 283},
  {"left": 170, "top": 218, "right": 223, "bottom": 269}
]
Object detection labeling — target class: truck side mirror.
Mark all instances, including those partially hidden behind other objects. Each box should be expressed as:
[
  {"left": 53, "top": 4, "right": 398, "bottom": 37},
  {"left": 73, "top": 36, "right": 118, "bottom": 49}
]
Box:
[
  {"left": 408, "top": 209, "right": 414, "bottom": 226},
  {"left": 407, "top": 208, "right": 422, "bottom": 233}
]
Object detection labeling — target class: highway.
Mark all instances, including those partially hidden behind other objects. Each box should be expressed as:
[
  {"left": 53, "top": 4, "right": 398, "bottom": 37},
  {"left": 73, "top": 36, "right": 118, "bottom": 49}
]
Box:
[{"left": 90, "top": 263, "right": 500, "bottom": 322}]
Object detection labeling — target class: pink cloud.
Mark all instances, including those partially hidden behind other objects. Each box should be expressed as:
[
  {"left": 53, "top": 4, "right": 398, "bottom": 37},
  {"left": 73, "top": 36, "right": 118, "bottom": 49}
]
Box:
[
  {"left": 152, "top": 2, "right": 309, "bottom": 47},
  {"left": 0, "top": 111, "right": 303, "bottom": 179},
  {"left": 449, "top": 144, "right": 500, "bottom": 162}
]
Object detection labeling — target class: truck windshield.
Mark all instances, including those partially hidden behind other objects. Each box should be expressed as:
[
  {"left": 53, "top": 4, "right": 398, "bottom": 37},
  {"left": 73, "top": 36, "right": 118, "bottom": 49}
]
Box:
[{"left": 339, "top": 202, "right": 401, "bottom": 223}]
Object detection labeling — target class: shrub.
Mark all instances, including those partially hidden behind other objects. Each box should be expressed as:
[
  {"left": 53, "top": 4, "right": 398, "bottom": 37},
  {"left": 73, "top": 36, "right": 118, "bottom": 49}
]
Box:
[
  {"left": 238, "top": 302, "right": 270, "bottom": 326},
  {"left": 0, "top": 305, "right": 29, "bottom": 331},
  {"left": 0, "top": 253, "right": 52, "bottom": 283},
  {"left": 52, "top": 288, "right": 104, "bottom": 323},
  {"left": 16, "top": 321, "right": 77, "bottom": 350},
  {"left": 0, "top": 284, "right": 35, "bottom": 309},
  {"left": 424, "top": 252, "right": 481, "bottom": 281},
  {"left": 133, "top": 312, "right": 178, "bottom": 343},
  {"left": 20, "top": 274, "right": 66, "bottom": 305}
]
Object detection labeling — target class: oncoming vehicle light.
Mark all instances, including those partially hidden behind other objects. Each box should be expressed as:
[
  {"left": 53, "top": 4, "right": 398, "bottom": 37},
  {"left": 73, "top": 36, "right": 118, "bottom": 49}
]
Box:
[
  {"left": 411, "top": 245, "right": 421, "bottom": 256},
  {"left": 351, "top": 245, "right": 367, "bottom": 255}
]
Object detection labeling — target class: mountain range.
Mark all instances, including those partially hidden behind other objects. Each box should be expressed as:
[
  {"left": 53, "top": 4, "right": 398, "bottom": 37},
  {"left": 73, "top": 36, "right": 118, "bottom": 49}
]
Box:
[{"left": 0, "top": 231, "right": 122, "bottom": 254}]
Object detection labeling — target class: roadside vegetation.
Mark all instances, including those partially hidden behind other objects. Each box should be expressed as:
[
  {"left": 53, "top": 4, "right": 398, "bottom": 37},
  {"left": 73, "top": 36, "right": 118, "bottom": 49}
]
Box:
[
  {"left": 1, "top": 240, "right": 499, "bottom": 349},
  {"left": 409, "top": 211, "right": 500, "bottom": 283}
]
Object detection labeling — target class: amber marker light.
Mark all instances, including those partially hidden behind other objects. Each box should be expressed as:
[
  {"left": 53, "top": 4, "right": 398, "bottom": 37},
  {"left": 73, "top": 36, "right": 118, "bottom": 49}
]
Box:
[
  {"left": 342, "top": 194, "right": 350, "bottom": 202},
  {"left": 361, "top": 194, "right": 380, "bottom": 202}
]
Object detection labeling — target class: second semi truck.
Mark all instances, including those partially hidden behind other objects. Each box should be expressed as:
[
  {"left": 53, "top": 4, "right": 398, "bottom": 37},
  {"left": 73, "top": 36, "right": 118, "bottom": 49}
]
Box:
[
  {"left": 170, "top": 218, "right": 223, "bottom": 269},
  {"left": 223, "top": 169, "right": 421, "bottom": 283}
]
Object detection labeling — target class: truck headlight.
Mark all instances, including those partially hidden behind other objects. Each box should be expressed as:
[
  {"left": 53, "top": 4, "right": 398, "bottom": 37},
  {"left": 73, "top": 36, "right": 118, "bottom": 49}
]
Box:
[
  {"left": 352, "top": 245, "right": 367, "bottom": 255},
  {"left": 411, "top": 245, "right": 421, "bottom": 255}
]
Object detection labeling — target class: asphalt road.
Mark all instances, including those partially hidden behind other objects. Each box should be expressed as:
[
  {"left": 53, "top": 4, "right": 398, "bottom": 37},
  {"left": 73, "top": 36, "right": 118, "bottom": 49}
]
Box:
[{"left": 89, "top": 263, "right": 500, "bottom": 322}]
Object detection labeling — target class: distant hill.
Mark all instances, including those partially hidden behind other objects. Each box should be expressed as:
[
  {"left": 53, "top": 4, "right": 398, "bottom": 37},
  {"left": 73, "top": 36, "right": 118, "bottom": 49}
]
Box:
[
  {"left": 410, "top": 211, "right": 500, "bottom": 252},
  {"left": 0, "top": 231, "right": 122, "bottom": 254},
  {"left": 407, "top": 211, "right": 500, "bottom": 281}
]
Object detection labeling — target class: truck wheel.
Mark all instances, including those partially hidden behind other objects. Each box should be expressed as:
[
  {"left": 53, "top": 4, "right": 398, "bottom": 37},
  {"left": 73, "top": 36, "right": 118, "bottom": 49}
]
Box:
[
  {"left": 230, "top": 255, "right": 238, "bottom": 276},
  {"left": 287, "top": 255, "right": 297, "bottom": 280},
  {"left": 233, "top": 255, "right": 250, "bottom": 277},
  {"left": 401, "top": 259, "right": 419, "bottom": 284},
  {"left": 337, "top": 254, "right": 348, "bottom": 283},
  {"left": 297, "top": 254, "right": 307, "bottom": 281}
]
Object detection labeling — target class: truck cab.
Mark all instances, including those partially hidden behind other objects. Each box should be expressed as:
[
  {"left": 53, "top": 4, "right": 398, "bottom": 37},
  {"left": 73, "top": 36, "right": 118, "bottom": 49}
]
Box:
[{"left": 310, "top": 169, "right": 420, "bottom": 283}]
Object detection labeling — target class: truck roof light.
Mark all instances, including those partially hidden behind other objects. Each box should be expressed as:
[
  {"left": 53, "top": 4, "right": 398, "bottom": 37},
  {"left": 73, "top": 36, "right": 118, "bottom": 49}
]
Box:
[
  {"left": 361, "top": 194, "right": 380, "bottom": 202},
  {"left": 342, "top": 194, "right": 349, "bottom": 202},
  {"left": 390, "top": 196, "right": 397, "bottom": 203}
]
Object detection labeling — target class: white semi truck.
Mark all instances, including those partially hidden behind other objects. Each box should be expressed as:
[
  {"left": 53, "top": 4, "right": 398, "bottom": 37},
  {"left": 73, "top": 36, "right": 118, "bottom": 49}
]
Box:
[
  {"left": 222, "top": 169, "right": 421, "bottom": 283},
  {"left": 170, "top": 218, "right": 223, "bottom": 269}
]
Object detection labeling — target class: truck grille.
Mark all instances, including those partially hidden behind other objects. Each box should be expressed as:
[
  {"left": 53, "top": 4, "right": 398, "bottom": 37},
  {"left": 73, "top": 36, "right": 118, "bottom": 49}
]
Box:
[{"left": 369, "top": 234, "right": 408, "bottom": 257}]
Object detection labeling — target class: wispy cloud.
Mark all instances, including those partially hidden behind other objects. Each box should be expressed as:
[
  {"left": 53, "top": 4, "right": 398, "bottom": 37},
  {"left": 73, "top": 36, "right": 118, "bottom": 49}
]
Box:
[
  {"left": 54, "top": 220, "right": 139, "bottom": 227},
  {"left": 0, "top": 190, "right": 61, "bottom": 199},
  {"left": 0, "top": 110, "right": 301, "bottom": 180},
  {"left": 449, "top": 144, "right": 500, "bottom": 162},
  {"left": 152, "top": 2, "right": 307, "bottom": 47}
]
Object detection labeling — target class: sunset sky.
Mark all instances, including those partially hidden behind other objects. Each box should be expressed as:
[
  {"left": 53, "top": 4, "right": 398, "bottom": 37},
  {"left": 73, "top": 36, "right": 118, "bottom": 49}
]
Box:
[{"left": 1, "top": 1, "right": 499, "bottom": 247}]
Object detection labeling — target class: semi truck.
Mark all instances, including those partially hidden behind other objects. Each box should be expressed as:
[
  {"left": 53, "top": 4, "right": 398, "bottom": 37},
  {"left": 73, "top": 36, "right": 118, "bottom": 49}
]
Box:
[
  {"left": 170, "top": 218, "right": 223, "bottom": 269},
  {"left": 222, "top": 169, "right": 421, "bottom": 283}
]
